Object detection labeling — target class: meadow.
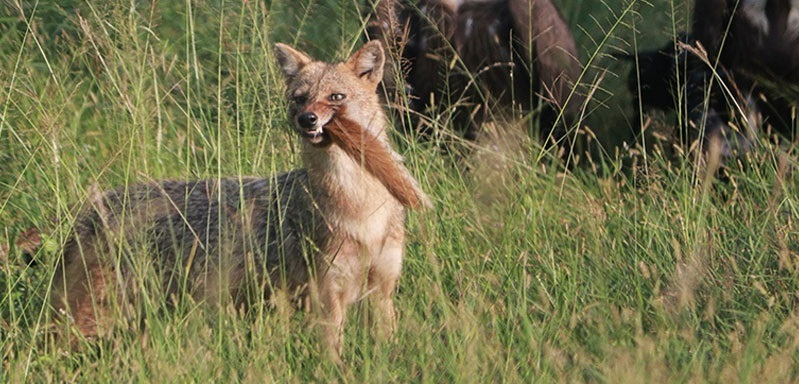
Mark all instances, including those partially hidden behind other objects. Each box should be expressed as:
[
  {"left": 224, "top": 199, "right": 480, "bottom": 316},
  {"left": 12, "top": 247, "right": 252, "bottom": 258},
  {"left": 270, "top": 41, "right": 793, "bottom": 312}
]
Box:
[{"left": 2, "top": 0, "right": 799, "bottom": 382}]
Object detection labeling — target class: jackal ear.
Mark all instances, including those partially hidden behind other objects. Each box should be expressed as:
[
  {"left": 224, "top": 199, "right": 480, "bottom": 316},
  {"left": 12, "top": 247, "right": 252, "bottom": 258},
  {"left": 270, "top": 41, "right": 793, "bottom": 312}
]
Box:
[
  {"left": 274, "top": 43, "right": 313, "bottom": 80},
  {"left": 347, "top": 40, "right": 385, "bottom": 85}
]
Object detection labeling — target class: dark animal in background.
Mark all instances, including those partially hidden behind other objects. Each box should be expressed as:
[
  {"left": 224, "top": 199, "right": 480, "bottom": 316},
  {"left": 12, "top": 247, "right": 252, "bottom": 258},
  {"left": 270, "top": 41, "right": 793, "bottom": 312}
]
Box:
[
  {"left": 621, "top": 34, "right": 695, "bottom": 117},
  {"left": 694, "top": 0, "right": 799, "bottom": 82},
  {"left": 364, "top": 0, "right": 584, "bottom": 146},
  {"left": 622, "top": 34, "right": 752, "bottom": 156},
  {"left": 626, "top": 0, "right": 799, "bottom": 158},
  {"left": 694, "top": 0, "right": 799, "bottom": 134}
]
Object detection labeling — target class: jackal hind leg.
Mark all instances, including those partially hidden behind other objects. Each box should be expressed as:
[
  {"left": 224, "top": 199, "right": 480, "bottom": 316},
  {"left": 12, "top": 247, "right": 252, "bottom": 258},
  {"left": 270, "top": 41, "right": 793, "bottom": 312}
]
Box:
[{"left": 53, "top": 247, "right": 117, "bottom": 344}]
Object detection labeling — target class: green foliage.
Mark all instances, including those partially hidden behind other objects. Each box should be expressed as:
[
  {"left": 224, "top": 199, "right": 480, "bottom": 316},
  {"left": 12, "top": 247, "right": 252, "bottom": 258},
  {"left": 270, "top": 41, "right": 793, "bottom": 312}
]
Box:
[{"left": 2, "top": 0, "right": 799, "bottom": 382}]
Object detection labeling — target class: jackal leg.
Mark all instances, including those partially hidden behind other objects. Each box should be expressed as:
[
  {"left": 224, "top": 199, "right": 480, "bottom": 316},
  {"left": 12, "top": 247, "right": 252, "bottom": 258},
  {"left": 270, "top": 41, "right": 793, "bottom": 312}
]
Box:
[
  {"left": 369, "top": 234, "right": 404, "bottom": 339},
  {"left": 51, "top": 240, "right": 117, "bottom": 343},
  {"left": 316, "top": 248, "right": 363, "bottom": 361},
  {"left": 318, "top": 282, "right": 346, "bottom": 360}
]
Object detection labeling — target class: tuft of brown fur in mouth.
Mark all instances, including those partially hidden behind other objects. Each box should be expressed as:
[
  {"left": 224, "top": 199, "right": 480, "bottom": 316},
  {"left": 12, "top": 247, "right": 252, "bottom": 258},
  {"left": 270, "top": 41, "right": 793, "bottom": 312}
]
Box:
[{"left": 323, "top": 108, "right": 430, "bottom": 210}]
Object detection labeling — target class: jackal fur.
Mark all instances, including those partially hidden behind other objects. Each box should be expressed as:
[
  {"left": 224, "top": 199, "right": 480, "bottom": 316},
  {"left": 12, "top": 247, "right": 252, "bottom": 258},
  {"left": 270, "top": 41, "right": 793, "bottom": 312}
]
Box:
[{"left": 51, "top": 40, "right": 430, "bottom": 359}]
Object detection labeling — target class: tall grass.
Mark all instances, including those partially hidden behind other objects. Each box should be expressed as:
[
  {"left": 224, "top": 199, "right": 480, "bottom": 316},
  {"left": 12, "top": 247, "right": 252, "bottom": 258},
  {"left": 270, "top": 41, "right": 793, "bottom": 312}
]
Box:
[{"left": 2, "top": 0, "right": 798, "bottom": 382}]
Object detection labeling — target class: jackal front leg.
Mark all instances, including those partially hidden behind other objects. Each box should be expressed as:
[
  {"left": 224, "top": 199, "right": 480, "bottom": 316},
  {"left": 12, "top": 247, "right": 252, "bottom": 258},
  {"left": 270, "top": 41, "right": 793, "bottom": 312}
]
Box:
[
  {"left": 316, "top": 262, "right": 362, "bottom": 362},
  {"left": 369, "top": 235, "right": 404, "bottom": 340}
]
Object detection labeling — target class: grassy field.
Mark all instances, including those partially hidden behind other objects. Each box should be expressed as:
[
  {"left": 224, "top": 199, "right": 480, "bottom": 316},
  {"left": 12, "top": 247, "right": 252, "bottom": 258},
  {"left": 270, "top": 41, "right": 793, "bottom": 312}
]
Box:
[{"left": 2, "top": 0, "right": 799, "bottom": 382}]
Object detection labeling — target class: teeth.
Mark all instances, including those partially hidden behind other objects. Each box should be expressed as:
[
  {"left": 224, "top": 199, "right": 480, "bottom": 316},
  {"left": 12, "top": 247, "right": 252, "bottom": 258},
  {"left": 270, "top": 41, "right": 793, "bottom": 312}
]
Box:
[{"left": 303, "top": 128, "right": 324, "bottom": 142}]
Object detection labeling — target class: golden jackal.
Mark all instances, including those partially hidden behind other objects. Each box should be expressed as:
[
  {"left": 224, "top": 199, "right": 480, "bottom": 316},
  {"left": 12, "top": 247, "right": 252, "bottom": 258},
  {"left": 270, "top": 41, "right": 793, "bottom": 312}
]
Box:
[{"left": 51, "top": 40, "right": 431, "bottom": 358}]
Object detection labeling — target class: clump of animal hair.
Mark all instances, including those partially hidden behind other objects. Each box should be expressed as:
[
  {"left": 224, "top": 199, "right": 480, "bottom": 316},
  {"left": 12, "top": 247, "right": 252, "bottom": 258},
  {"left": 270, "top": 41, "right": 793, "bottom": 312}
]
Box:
[{"left": 324, "top": 109, "right": 432, "bottom": 210}]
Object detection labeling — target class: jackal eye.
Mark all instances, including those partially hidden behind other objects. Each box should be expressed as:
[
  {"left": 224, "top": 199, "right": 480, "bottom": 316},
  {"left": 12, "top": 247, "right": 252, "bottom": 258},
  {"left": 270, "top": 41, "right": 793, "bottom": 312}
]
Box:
[
  {"left": 328, "top": 93, "right": 346, "bottom": 102},
  {"left": 293, "top": 94, "right": 308, "bottom": 105}
]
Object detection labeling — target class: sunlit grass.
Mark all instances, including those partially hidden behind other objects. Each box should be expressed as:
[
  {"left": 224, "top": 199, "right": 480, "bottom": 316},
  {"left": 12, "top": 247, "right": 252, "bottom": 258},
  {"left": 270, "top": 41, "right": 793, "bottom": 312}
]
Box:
[{"left": 2, "top": 0, "right": 799, "bottom": 382}]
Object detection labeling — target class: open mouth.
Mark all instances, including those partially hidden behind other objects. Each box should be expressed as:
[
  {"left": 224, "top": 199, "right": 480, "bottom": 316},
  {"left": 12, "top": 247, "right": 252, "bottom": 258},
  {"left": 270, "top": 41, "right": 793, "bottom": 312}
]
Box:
[{"left": 298, "top": 127, "right": 329, "bottom": 145}]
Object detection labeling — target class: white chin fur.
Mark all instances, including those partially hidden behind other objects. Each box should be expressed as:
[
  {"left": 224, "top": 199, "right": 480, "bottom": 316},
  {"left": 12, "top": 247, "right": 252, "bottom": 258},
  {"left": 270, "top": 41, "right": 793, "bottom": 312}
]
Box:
[
  {"left": 307, "top": 130, "right": 324, "bottom": 144},
  {"left": 308, "top": 136, "right": 323, "bottom": 144}
]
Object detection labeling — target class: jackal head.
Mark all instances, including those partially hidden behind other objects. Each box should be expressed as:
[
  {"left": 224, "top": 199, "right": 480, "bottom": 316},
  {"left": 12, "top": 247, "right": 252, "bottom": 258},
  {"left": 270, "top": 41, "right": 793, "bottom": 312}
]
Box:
[{"left": 274, "top": 41, "right": 386, "bottom": 147}]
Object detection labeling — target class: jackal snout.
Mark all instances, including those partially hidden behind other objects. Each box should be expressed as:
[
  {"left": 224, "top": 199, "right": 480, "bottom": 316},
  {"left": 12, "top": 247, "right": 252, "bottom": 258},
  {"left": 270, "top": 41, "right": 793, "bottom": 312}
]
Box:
[
  {"left": 291, "top": 99, "right": 338, "bottom": 145},
  {"left": 297, "top": 112, "right": 318, "bottom": 129}
]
